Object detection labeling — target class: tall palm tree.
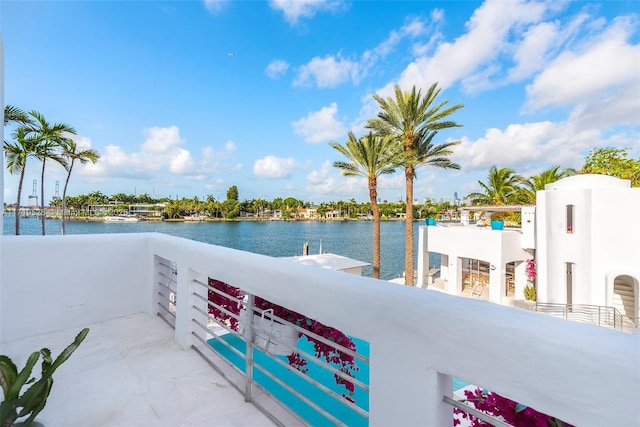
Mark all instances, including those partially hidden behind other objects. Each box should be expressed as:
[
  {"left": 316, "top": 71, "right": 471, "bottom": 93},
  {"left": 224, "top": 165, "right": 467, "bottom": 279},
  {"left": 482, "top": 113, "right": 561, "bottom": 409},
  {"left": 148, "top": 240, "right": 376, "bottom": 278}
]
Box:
[
  {"left": 25, "top": 111, "right": 75, "bottom": 235},
  {"left": 331, "top": 132, "right": 404, "bottom": 279},
  {"left": 468, "top": 166, "right": 523, "bottom": 205},
  {"left": 4, "top": 128, "right": 39, "bottom": 234},
  {"left": 367, "top": 83, "right": 463, "bottom": 286},
  {"left": 519, "top": 166, "right": 575, "bottom": 203},
  {"left": 60, "top": 139, "right": 100, "bottom": 234}
]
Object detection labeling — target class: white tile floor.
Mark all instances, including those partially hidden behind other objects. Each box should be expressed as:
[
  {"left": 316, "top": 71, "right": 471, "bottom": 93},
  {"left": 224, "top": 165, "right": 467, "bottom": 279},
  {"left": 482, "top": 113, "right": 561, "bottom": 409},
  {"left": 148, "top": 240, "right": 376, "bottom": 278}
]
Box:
[{"left": 1, "top": 313, "right": 275, "bottom": 426}]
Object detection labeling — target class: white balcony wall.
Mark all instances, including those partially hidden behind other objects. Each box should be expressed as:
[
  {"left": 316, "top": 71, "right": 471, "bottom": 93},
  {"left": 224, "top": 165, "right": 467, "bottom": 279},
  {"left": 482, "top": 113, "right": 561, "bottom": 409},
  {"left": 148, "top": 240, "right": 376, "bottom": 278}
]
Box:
[
  {"left": 1, "top": 233, "right": 639, "bottom": 426},
  {"left": 1, "top": 234, "right": 153, "bottom": 342}
]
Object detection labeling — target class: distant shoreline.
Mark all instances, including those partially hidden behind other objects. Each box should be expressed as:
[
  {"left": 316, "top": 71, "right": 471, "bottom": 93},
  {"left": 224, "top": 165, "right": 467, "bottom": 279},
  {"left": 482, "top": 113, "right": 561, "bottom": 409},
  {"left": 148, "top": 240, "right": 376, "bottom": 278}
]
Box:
[{"left": 3, "top": 214, "right": 410, "bottom": 223}]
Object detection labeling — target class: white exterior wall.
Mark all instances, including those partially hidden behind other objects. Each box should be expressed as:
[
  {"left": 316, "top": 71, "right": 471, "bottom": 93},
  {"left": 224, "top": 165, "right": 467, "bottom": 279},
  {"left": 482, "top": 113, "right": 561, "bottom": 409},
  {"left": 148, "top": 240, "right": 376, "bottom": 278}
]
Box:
[
  {"left": 521, "top": 206, "right": 536, "bottom": 249},
  {"left": 537, "top": 175, "right": 640, "bottom": 308},
  {"left": 419, "top": 226, "right": 528, "bottom": 303},
  {"left": 0, "top": 234, "right": 153, "bottom": 341}
]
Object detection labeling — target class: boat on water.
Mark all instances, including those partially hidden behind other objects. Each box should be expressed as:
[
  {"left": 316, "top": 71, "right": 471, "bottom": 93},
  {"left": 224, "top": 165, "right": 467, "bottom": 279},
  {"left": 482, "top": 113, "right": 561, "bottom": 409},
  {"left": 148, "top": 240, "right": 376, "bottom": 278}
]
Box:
[
  {"left": 183, "top": 215, "right": 206, "bottom": 222},
  {"left": 103, "top": 215, "right": 139, "bottom": 223}
]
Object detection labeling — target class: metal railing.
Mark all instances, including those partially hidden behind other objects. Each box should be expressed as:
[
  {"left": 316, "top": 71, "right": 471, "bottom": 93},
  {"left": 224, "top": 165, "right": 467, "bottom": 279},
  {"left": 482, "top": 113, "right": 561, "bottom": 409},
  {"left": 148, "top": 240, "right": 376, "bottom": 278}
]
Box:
[
  {"left": 534, "top": 302, "right": 623, "bottom": 330},
  {"left": 155, "top": 257, "right": 177, "bottom": 328},
  {"left": 187, "top": 275, "right": 370, "bottom": 426}
]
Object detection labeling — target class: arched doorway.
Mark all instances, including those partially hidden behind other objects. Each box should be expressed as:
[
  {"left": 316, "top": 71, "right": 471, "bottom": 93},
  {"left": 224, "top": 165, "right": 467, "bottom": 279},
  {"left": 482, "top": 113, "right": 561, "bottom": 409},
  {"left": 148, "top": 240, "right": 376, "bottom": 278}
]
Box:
[{"left": 613, "top": 275, "right": 638, "bottom": 327}]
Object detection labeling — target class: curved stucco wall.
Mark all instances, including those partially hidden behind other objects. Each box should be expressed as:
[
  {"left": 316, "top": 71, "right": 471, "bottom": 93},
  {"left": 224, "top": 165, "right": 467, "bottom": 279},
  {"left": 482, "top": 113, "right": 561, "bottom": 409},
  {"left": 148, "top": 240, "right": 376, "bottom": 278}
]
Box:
[
  {"left": 537, "top": 176, "right": 640, "bottom": 306},
  {"left": 545, "top": 173, "right": 630, "bottom": 190}
]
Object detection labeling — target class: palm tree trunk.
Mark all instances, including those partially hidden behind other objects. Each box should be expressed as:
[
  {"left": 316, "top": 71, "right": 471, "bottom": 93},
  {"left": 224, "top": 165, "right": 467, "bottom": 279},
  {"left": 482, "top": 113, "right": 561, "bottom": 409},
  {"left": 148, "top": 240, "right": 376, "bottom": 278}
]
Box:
[
  {"left": 404, "top": 166, "right": 415, "bottom": 286},
  {"left": 369, "top": 177, "right": 380, "bottom": 279},
  {"left": 40, "top": 159, "right": 46, "bottom": 235},
  {"left": 61, "top": 160, "right": 74, "bottom": 235},
  {"left": 15, "top": 170, "right": 25, "bottom": 235}
]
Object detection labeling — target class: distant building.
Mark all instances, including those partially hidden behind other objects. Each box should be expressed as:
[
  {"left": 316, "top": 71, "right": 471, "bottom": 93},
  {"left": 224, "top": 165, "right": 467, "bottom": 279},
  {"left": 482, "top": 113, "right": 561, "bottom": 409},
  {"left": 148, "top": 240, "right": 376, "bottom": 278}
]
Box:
[{"left": 417, "top": 174, "right": 640, "bottom": 332}]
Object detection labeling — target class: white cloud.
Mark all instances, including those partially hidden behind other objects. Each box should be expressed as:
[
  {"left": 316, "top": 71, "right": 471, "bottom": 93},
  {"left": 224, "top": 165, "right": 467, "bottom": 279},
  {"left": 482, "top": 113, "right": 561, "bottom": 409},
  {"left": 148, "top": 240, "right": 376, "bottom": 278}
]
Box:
[
  {"left": 294, "top": 55, "right": 359, "bottom": 88},
  {"left": 203, "top": 0, "right": 228, "bottom": 14},
  {"left": 265, "top": 60, "right": 290, "bottom": 79},
  {"left": 81, "top": 126, "right": 239, "bottom": 180},
  {"left": 253, "top": 155, "right": 297, "bottom": 178},
  {"left": 305, "top": 160, "right": 365, "bottom": 196},
  {"left": 269, "top": 0, "right": 345, "bottom": 25},
  {"left": 451, "top": 118, "right": 624, "bottom": 173},
  {"left": 294, "top": 16, "right": 429, "bottom": 89},
  {"left": 526, "top": 15, "right": 640, "bottom": 111},
  {"left": 397, "top": 0, "right": 554, "bottom": 92},
  {"left": 292, "top": 102, "right": 347, "bottom": 143}
]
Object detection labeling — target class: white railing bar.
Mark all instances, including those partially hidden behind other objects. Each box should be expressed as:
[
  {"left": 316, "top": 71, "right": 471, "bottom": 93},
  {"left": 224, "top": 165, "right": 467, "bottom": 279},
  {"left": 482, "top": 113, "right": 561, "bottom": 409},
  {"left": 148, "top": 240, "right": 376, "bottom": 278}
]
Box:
[
  {"left": 157, "top": 278, "right": 176, "bottom": 291},
  {"left": 262, "top": 310, "right": 368, "bottom": 364},
  {"left": 192, "top": 289, "right": 245, "bottom": 322},
  {"left": 191, "top": 302, "right": 368, "bottom": 416},
  {"left": 251, "top": 346, "right": 369, "bottom": 418},
  {"left": 157, "top": 289, "right": 175, "bottom": 305},
  {"left": 251, "top": 360, "right": 348, "bottom": 427},
  {"left": 275, "top": 335, "right": 368, "bottom": 392},
  {"left": 190, "top": 339, "right": 245, "bottom": 395},
  {"left": 193, "top": 278, "right": 369, "bottom": 363},
  {"left": 193, "top": 278, "right": 247, "bottom": 307},
  {"left": 191, "top": 305, "right": 240, "bottom": 337},
  {"left": 194, "top": 296, "right": 369, "bottom": 389},
  {"left": 191, "top": 318, "right": 247, "bottom": 363},
  {"left": 245, "top": 295, "right": 255, "bottom": 401},
  {"left": 156, "top": 312, "right": 175, "bottom": 329},
  {"left": 443, "top": 395, "right": 512, "bottom": 427},
  {"left": 157, "top": 301, "right": 176, "bottom": 319},
  {"left": 192, "top": 298, "right": 243, "bottom": 333}
]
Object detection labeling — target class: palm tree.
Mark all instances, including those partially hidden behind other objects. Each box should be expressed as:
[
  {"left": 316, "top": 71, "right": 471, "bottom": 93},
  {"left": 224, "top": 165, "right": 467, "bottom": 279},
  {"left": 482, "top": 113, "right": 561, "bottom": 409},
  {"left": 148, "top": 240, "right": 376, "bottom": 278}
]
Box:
[
  {"left": 519, "top": 166, "right": 575, "bottom": 203},
  {"left": 4, "top": 128, "right": 39, "bottom": 234},
  {"left": 330, "top": 132, "right": 404, "bottom": 279},
  {"left": 4, "top": 105, "right": 32, "bottom": 126},
  {"left": 60, "top": 139, "right": 100, "bottom": 234},
  {"left": 367, "top": 83, "right": 463, "bottom": 286},
  {"left": 24, "top": 111, "right": 75, "bottom": 235},
  {"left": 468, "top": 166, "right": 523, "bottom": 205}
]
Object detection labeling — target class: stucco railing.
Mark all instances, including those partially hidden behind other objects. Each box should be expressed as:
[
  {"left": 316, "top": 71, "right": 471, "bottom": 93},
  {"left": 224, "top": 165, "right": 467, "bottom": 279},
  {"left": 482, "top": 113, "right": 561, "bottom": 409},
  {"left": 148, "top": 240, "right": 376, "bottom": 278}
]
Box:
[{"left": 2, "top": 233, "right": 639, "bottom": 426}]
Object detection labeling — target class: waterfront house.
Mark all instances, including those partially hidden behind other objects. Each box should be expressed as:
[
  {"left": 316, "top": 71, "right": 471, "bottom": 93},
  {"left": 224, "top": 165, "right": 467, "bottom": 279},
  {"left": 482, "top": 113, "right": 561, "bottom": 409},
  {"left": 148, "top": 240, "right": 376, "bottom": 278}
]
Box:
[{"left": 417, "top": 174, "right": 640, "bottom": 332}]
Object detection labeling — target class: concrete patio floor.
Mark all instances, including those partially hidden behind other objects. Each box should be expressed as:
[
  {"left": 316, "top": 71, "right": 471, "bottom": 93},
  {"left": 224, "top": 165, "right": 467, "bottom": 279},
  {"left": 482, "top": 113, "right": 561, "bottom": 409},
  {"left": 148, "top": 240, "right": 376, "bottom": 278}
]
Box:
[{"left": 1, "top": 313, "right": 275, "bottom": 426}]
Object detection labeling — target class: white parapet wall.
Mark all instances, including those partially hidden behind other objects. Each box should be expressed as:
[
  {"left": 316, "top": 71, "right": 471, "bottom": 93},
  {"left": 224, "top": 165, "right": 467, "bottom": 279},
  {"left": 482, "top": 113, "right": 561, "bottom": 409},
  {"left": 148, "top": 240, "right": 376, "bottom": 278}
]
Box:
[{"left": 1, "top": 233, "right": 638, "bottom": 426}]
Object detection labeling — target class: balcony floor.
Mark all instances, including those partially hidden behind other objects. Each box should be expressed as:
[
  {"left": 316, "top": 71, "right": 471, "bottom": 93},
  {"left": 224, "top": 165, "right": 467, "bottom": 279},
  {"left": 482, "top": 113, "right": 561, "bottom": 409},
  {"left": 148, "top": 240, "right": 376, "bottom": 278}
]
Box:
[{"left": 1, "top": 313, "right": 274, "bottom": 426}]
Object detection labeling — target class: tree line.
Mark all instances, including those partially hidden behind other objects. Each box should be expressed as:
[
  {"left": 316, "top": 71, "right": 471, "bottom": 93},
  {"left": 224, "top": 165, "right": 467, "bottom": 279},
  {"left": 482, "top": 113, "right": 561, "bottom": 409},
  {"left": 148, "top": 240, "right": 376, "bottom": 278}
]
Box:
[{"left": 33, "top": 188, "right": 457, "bottom": 222}]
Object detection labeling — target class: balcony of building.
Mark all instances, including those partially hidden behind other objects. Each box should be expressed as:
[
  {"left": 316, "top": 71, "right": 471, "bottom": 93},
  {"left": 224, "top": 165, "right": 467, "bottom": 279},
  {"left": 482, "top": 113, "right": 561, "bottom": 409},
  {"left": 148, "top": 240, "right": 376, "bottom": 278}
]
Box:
[{"left": 1, "top": 233, "right": 638, "bottom": 426}]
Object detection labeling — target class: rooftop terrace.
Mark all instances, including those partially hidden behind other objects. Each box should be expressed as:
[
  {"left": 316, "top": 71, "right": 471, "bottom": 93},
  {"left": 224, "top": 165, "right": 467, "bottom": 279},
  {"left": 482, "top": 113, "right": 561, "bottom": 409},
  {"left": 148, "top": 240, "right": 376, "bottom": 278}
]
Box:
[{"left": 1, "top": 233, "right": 638, "bottom": 426}]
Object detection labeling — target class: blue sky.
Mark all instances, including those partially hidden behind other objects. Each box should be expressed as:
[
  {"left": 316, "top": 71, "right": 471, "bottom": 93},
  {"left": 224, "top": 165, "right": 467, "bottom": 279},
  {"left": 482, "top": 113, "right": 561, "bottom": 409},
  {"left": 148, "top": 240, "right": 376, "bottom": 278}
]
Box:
[{"left": 3, "top": 0, "right": 639, "bottom": 205}]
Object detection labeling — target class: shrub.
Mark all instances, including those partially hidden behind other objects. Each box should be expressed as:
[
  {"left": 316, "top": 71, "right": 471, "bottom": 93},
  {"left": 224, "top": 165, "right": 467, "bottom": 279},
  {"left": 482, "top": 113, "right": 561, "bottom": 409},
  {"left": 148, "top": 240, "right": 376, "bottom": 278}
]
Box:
[{"left": 524, "top": 285, "right": 537, "bottom": 301}]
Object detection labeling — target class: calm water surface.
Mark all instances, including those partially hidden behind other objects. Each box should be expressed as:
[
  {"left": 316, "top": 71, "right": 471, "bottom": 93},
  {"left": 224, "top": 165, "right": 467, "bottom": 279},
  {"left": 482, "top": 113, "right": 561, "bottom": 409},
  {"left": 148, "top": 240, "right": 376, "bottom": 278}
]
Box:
[{"left": 3, "top": 217, "right": 439, "bottom": 280}]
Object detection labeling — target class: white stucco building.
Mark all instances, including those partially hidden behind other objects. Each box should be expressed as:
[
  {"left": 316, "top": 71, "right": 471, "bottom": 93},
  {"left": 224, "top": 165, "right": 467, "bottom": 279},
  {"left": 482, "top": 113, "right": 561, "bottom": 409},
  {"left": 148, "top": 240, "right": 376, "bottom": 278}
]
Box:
[{"left": 418, "top": 174, "right": 640, "bottom": 331}]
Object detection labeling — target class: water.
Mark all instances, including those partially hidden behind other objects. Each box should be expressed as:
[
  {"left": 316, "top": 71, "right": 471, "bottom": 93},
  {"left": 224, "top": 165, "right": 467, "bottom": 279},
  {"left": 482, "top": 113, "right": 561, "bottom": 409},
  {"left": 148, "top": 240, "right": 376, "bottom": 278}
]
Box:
[
  {"left": 208, "top": 332, "right": 468, "bottom": 425},
  {"left": 3, "top": 217, "right": 440, "bottom": 280}
]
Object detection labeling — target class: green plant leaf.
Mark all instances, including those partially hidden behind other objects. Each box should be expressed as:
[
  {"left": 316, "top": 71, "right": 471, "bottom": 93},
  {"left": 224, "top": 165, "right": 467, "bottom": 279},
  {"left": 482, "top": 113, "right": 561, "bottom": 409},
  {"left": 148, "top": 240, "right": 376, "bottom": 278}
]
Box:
[
  {"left": 6, "top": 352, "right": 39, "bottom": 399},
  {"left": 0, "top": 355, "right": 18, "bottom": 394},
  {"left": 48, "top": 328, "right": 89, "bottom": 374}
]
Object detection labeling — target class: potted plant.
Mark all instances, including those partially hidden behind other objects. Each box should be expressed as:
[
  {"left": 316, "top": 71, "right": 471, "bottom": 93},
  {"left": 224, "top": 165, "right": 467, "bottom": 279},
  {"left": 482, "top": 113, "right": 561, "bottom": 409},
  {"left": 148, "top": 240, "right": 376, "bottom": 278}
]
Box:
[
  {"left": 490, "top": 212, "right": 505, "bottom": 230},
  {"left": 426, "top": 206, "right": 437, "bottom": 226},
  {"left": 1, "top": 328, "right": 89, "bottom": 427}
]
